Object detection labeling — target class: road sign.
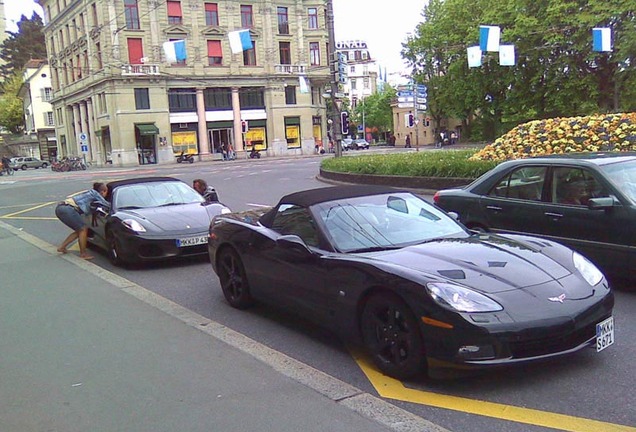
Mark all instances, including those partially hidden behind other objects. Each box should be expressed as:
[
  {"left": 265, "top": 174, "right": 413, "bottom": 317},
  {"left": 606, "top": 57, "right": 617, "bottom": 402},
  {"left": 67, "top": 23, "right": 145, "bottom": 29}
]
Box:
[
  {"left": 397, "top": 91, "right": 414, "bottom": 98},
  {"left": 416, "top": 97, "right": 428, "bottom": 104},
  {"left": 80, "top": 144, "right": 89, "bottom": 153},
  {"left": 397, "top": 96, "right": 414, "bottom": 103},
  {"left": 334, "top": 92, "right": 346, "bottom": 98},
  {"left": 397, "top": 102, "right": 413, "bottom": 108},
  {"left": 417, "top": 104, "right": 428, "bottom": 111}
]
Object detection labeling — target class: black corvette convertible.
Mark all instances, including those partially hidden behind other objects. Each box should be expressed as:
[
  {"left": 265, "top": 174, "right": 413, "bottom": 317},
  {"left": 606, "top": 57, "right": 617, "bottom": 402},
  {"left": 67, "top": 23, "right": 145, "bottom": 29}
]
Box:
[
  {"left": 207, "top": 185, "right": 614, "bottom": 379},
  {"left": 86, "top": 177, "right": 230, "bottom": 266}
]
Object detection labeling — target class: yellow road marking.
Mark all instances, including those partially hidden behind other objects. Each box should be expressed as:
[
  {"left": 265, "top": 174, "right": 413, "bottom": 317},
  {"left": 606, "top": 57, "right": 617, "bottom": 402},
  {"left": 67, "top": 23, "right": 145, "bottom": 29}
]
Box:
[
  {"left": 353, "top": 353, "right": 635, "bottom": 432},
  {"left": 2, "top": 201, "right": 56, "bottom": 218}
]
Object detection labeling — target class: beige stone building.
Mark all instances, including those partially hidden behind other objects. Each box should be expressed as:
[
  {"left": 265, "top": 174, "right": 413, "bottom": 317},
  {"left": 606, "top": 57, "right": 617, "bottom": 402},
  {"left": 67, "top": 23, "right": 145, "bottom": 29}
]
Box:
[{"left": 37, "top": 0, "right": 331, "bottom": 166}]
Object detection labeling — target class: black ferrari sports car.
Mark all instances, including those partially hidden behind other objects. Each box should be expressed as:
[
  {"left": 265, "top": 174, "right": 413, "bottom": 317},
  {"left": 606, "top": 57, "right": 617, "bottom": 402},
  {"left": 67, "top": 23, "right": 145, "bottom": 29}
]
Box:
[
  {"left": 86, "top": 177, "right": 230, "bottom": 266},
  {"left": 207, "top": 186, "right": 614, "bottom": 379}
]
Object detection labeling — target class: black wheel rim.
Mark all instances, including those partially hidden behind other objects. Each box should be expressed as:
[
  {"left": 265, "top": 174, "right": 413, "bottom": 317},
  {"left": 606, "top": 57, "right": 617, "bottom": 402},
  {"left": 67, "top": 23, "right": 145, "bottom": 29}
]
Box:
[
  {"left": 220, "top": 252, "right": 245, "bottom": 301},
  {"left": 367, "top": 303, "right": 414, "bottom": 367}
]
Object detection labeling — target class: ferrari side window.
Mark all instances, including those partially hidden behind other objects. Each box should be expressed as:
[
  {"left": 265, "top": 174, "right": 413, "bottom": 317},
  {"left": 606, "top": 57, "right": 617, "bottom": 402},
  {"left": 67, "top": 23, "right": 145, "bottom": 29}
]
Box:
[{"left": 271, "top": 204, "right": 319, "bottom": 247}]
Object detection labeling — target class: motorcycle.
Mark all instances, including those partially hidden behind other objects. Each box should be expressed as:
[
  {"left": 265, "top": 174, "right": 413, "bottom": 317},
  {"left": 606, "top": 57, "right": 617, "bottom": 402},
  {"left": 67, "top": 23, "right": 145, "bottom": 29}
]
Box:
[
  {"left": 176, "top": 151, "right": 195, "bottom": 164},
  {"left": 249, "top": 149, "right": 261, "bottom": 159}
]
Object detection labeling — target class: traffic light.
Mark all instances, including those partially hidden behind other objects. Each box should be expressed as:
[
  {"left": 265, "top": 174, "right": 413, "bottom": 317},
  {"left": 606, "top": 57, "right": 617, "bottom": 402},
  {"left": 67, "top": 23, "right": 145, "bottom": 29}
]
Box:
[
  {"left": 241, "top": 120, "right": 248, "bottom": 133},
  {"left": 405, "top": 113, "right": 415, "bottom": 128},
  {"left": 341, "top": 111, "right": 349, "bottom": 135}
]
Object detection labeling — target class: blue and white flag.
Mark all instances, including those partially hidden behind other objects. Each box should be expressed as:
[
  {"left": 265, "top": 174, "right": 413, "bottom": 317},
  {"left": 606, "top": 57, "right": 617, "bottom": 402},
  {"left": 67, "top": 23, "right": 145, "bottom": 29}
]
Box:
[
  {"left": 299, "top": 76, "right": 309, "bottom": 94},
  {"left": 499, "top": 45, "right": 515, "bottom": 66},
  {"left": 479, "top": 25, "right": 501, "bottom": 52},
  {"left": 163, "top": 40, "right": 187, "bottom": 63},
  {"left": 592, "top": 27, "right": 612, "bottom": 52},
  {"left": 467, "top": 46, "right": 482, "bottom": 68},
  {"left": 228, "top": 29, "right": 253, "bottom": 54}
]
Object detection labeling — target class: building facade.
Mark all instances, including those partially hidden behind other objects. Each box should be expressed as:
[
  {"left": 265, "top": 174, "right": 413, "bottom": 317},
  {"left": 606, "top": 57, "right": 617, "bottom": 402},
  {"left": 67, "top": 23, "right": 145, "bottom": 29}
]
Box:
[
  {"left": 37, "top": 0, "right": 331, "bottom": 166},
  {"left": 335, "top": 40, "right": 377, "bottom": 108},
  {"left": 18, "top": 60, "right": 57, "bottom": 161}
]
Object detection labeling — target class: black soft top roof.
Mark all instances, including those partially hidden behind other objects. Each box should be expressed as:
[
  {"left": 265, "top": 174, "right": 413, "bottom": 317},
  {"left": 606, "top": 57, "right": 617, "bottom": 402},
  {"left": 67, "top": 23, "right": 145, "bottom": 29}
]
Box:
[{"left": 259, "top": 185, "right": 407, "bottom": 227}]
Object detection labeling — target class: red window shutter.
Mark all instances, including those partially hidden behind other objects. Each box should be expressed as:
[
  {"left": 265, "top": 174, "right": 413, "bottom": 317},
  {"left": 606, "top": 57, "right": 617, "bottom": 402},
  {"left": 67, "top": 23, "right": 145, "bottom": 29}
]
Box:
[
  {"left": 207, "top": 40, "right": 222, "bottom": 57},
  {"left": 127, "top": 38, "right": 143, "bottom": 64},
  {"left": 167, "top": 1, "right": 182, "bottom": 16},
  {"left": 205, "top": 3, "right": 217, "bottom": 13}
]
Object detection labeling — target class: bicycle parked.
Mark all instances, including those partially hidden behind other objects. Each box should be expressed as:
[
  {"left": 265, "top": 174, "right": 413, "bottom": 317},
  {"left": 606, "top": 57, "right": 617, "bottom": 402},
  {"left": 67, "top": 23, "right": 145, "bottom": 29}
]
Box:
[{"left": 51, "top": 156, "right": 87, "bottom": 172}]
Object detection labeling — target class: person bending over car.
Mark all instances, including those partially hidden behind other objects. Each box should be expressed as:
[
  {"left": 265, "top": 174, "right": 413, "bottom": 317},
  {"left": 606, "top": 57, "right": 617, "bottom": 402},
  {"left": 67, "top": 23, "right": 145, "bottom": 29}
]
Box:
[
  {"left": 55, "top": 182, "right": 109, "bottom": 260},
  {"left": 193, "top": 178, "right": 219, "bottom": 203}
]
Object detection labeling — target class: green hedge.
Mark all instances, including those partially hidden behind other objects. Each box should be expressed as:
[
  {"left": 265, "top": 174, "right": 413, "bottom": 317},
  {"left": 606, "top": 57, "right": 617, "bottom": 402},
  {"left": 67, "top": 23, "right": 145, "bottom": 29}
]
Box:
[{"left": 321, "top": 149, "right": 498, "bottom": 178}]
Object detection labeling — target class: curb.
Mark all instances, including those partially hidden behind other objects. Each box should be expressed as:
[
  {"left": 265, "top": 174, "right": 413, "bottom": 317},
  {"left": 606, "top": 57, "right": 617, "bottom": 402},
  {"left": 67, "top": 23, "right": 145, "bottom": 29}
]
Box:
[{"left": 0, "top": 219, "right": 452, "bottom": 432}]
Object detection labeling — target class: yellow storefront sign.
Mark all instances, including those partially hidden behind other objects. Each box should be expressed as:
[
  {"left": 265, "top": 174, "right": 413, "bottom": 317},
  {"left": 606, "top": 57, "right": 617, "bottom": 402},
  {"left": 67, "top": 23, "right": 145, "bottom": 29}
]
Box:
[{"left": 172, "top": 131, "right": 198, "bottom": 155}]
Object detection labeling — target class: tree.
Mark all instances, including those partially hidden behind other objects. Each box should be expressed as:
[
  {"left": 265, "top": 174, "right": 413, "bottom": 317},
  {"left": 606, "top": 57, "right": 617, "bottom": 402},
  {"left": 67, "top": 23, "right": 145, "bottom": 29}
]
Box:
[
  {"left": 402, "top": 0, "right": 636, "bottom": 140},
  {"left": 0, "top": 74, "right": 25, "bottom": 134},
  {"left": 352, "top": 85, "right": 396, "bottom": 137},
  {"left": 0, "top": 14, "right": 46, "bottom": 79}
]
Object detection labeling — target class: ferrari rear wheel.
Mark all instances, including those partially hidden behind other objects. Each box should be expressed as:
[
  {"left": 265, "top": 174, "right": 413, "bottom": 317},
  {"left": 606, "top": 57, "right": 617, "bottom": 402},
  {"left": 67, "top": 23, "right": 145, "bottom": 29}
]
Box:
[
  {"left": 217, "top": 248, "right": 254, "bottom": 309},
  {"left": 360, "top": 292, "right": 426, "bottom": 379}
]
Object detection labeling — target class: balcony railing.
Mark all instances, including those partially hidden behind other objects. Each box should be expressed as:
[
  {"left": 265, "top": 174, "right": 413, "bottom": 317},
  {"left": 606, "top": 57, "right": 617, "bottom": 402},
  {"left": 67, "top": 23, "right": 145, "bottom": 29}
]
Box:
[
  {"left": 121, "top": 64, "right": 161, "bottom": 76},
  {"left": 275, "top": 64, "right": 306, "bottom": 74}
]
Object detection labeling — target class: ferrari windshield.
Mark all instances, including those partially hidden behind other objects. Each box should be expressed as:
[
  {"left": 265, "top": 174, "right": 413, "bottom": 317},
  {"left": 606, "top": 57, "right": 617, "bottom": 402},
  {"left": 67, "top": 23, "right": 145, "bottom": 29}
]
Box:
[
  {"left": 113, "top": 182, "right": 204, "bottom": 209},
  {"left": 314, "top": 192, "right": 467, "bottom": 252}
]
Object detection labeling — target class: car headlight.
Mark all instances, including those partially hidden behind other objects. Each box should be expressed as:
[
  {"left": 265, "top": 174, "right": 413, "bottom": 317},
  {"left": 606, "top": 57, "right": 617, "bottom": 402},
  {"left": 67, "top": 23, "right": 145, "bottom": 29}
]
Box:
[
  {"left": 122, "top": 219, "right": 146, "bottom": 233},
  {"left": 427, "top": 282, "right": 503, "bottom": 312},
  {"left": 573, "top": 251, "right": 604, "bottom": 286}
]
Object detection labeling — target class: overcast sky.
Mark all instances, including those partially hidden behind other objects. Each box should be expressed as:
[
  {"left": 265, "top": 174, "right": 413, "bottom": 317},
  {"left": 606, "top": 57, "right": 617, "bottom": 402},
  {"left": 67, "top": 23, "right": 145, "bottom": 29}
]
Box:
[{"left": 6, "top": 0, "right": 426, "bottom": 74}]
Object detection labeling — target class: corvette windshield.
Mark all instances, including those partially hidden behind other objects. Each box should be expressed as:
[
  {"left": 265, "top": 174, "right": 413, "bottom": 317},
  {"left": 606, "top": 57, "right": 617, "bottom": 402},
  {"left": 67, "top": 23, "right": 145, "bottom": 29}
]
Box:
[
  {"left": 114, "top": 182, "right": 204, "bottom": 209},
  {"left": 315, "top": 193, "right": 467, "bottom": 252}
]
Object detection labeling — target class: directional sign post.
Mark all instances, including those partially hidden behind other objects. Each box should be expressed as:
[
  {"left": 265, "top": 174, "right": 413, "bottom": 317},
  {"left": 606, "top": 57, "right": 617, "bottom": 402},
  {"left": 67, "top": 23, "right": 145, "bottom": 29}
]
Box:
[{"left": 78, "top": 132, "right": 89, "bottom": 154}]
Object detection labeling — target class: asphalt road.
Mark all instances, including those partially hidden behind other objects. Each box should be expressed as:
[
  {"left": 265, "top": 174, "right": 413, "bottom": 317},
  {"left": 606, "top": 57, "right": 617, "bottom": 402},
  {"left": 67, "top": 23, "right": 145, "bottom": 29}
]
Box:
[{"left": 1, "top": 154, "right": 635, "bottom": 432}]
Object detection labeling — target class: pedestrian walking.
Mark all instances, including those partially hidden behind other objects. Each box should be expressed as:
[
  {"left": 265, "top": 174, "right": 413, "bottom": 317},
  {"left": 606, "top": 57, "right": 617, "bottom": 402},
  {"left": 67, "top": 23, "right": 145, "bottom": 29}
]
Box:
[
  {"left": 405, "top": 134, "right": 411, "bottom": 148},
  {"left": 55, "top": 182, "right": 109, "bottom": 260}
]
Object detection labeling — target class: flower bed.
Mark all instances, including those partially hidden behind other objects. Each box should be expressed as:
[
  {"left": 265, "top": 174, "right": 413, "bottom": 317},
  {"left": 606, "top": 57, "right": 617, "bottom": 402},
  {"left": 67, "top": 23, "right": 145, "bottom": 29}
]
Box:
[{"left": 471, "top": 113, "right": 636, "bottom": 162}]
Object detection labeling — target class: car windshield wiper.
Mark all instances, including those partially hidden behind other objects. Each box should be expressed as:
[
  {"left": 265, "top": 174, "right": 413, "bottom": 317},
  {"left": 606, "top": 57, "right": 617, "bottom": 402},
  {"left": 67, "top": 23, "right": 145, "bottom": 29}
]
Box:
[
  {"left": 349, "top": 245, "right": 402, "bottom": 253},
  {"left": 157, "top": 202, "right": 183, "bottom": 207},
  {"left": 117, "top": 205, "right": 144, "bottom": 210}
]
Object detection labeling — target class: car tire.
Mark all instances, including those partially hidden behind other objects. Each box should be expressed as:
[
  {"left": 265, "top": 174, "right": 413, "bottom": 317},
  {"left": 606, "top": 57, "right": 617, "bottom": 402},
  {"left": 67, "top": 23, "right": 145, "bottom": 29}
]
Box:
[
  {"left": 42, "top": 162, "right": 48, "bottom": 168},
  {"left": 360, "top": 292, "right": 426, "bottom": 380},
  {"left": 217, "top": 247, "right": 254, "bottom": 309},
  {"left": 107, "top": 231, "right": 126, "bottom": 267},
  {"left": 21, "top": 165, "right": 27, "bottom": 170}
]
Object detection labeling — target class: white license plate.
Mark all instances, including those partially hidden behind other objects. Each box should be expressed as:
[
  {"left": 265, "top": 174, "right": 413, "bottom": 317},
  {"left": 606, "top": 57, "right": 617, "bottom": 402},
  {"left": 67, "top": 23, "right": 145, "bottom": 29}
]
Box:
[
  {"left": 596, "top": 316, "right": 614, "bottom": 352},
  {"left": 176, "top": 236, "right": 208, "bottom": 247}
]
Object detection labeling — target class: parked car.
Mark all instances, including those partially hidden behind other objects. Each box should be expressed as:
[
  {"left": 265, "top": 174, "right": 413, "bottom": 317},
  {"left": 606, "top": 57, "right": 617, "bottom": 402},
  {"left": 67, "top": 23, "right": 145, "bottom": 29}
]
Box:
[
  {"left": 341, "top": 138, "right": 353, "bottom": 151},
  {"left": 434, "top": 152, "right": 636, "bottom": 284},
  {"left": 207, "top": 185, "right": 614, "bottom": 379},
  {"left": 86, "top": 177, "right": 230, "bottom": 266},
  {"left": 11, "top": 156, "right": 49, "bottom": 170},
  {"left": 350, "top": 139, "right": 370, "bottom": 150}
]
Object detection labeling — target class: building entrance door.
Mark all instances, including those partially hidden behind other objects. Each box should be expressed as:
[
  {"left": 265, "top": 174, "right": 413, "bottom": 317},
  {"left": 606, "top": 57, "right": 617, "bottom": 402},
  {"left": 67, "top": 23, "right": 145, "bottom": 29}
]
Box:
[{"left": 209, "top": 128, "right": 233, "bottom": 157}]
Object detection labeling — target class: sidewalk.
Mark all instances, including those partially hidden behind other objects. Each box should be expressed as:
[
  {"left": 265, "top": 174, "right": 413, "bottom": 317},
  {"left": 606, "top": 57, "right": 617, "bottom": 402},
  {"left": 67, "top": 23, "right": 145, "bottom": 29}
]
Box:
[{"left": 0, "top": 221, "right": 450, "bottom": 432}]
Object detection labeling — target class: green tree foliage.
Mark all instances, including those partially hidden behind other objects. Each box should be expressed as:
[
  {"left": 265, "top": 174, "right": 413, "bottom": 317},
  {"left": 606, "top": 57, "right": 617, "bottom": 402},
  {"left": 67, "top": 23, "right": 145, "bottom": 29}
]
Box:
[
  {"left": 0, "top": 74, "right": 25, "bottom": 134},
  {"left": 352, "top": 85, "right": 397, "bottom": 136},
  {"left": 0, "top": 14, "right": 47, "bottom": 79},
  {"left": 402, "top": 0, "right": 636, "bottom": 141}
]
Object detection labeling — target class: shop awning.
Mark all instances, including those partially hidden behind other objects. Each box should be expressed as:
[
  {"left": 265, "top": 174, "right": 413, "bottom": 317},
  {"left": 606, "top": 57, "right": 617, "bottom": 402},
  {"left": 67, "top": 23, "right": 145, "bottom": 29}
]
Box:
[{"left": 136, "top": 124, "right": 160, "bottom": 135}]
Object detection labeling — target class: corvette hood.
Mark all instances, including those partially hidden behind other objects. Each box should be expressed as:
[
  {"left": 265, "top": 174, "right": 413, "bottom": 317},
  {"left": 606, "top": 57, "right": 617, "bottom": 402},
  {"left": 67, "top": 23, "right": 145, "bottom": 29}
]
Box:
[
  {"left": 116, "top": 204, "right": 214, "bottom": 232},
  {"left": 374, "top": 235, "right": 572, "bottom": 294}
]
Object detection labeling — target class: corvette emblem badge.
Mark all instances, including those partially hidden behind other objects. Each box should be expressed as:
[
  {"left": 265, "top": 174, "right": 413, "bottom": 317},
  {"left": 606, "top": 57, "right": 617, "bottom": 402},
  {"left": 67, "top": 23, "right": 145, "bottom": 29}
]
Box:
[{"left": 548, "top": 294, "right": 566, "bottom": 303}]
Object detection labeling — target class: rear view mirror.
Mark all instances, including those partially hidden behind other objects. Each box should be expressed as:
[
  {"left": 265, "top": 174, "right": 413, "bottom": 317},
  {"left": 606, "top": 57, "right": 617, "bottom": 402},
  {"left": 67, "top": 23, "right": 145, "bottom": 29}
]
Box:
[{"left": 387, "top": 196, "right": 408, "bottom": 213}]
